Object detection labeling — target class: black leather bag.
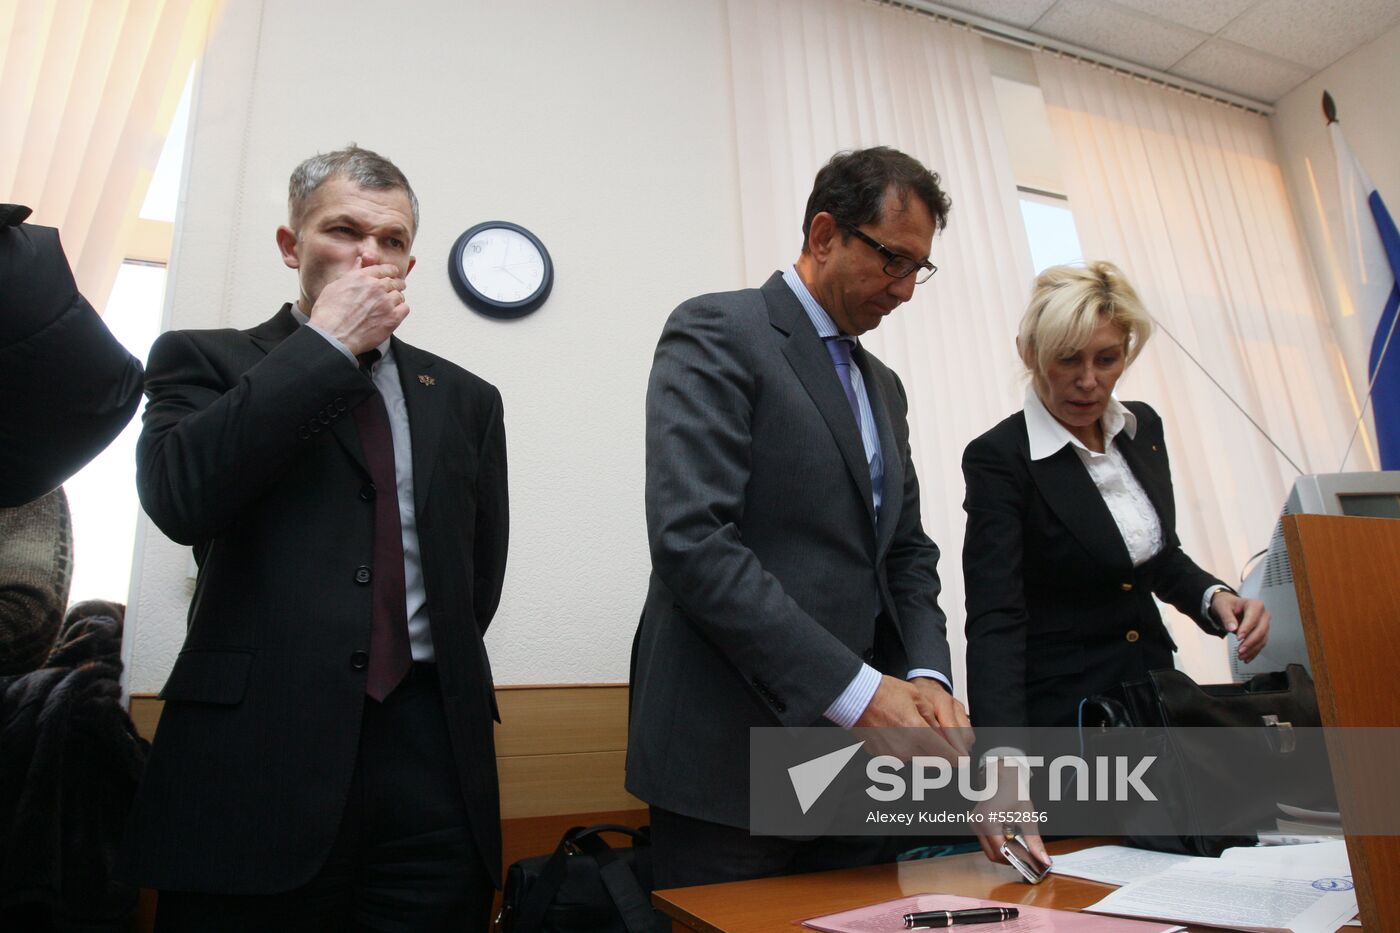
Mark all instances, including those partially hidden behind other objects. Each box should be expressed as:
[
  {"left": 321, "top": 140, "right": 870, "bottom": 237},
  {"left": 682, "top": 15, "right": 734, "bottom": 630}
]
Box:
[
  {"left": 1080, "top": 664, "right": 1335, "bottom": 856},
  {"left": 496, "top": 824, "right": 669, "bottom": 933}
]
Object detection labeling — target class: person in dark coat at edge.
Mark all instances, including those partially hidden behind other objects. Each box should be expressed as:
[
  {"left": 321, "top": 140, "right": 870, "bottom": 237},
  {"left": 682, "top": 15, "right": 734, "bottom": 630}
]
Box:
[
  {"left": 0, "top": 203, "right": 144, "bottom": 508},
  {"left": 0, "top": 488, "right": 149, "bottom": 931},
  {"left": 0, "top": 202, "right": 147, "bottom": 929}
]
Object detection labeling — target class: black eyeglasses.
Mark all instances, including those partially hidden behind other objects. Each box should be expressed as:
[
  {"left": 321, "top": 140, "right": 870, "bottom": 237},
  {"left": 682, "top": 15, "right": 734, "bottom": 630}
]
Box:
[{"left": 841, "top": 224, "right": 937, "bottom": 283}]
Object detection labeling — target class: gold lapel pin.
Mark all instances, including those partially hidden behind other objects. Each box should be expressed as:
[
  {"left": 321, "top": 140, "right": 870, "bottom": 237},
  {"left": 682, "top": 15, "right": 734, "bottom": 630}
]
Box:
[{"left": 417, "top": 374, "right": 436, "bottom": 386}]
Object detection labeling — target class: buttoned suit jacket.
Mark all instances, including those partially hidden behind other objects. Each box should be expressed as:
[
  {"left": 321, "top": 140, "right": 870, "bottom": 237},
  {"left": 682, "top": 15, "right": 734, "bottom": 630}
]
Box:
[
  {"left": 626, "top": 271, "right": 951, "bottom": 829},
  {"left": 961, "top": 401, "right": 1224, "bottom": 730},
  {"left": 118, "top": 305, "right": 508, "bottom": 893}
]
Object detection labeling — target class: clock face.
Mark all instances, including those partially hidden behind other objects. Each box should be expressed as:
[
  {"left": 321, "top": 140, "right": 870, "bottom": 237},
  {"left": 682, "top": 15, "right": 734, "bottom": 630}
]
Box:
[{"left": 449, "top": 221, "right": 553, "bottom": 319}]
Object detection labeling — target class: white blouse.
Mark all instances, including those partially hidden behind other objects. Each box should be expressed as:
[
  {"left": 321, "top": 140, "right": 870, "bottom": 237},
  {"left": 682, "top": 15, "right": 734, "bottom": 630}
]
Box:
[{"left": 1022, "top": 387, "right": 1164, "bottom": 567}]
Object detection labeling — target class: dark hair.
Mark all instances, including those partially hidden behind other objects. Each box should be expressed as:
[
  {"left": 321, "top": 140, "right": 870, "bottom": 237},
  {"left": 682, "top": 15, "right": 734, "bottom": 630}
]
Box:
[
  {"left": 801, "top": 146, "right": 951, "bottom": 250},
  {"left": 288, "top": 144, "right": 419, "bottom": 234}
]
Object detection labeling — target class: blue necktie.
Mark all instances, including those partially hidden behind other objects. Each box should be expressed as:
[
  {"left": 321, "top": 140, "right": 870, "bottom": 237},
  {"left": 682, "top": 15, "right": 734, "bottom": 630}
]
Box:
[
  {"left": 825, "top": 335, "right": 884, "bottom": 523},
  {"left": 824, "top": 336, "right": 861, "bottom": 423}
]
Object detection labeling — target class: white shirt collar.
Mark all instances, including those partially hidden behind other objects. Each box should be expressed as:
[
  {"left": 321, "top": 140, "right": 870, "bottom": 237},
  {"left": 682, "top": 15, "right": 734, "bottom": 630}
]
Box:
[
  {"left": 290, "top": 302, "right": 391, "bottom": 359},
  {"left": 1022, "top": 385, "right": 1136, "bottom": 460}
]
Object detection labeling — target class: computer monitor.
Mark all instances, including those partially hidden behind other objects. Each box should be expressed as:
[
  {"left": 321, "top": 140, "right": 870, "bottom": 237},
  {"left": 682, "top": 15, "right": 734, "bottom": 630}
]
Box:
[{"left": 1230, "top": 471, "right": 1400, "bottom": 681}]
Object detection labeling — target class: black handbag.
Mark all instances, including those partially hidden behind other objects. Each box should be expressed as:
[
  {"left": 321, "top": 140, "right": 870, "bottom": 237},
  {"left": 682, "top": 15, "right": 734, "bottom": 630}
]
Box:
[
  {"left": 496, "top": 824, "right": 669, "bottom": 933},
  {"left": 1080, "top": 664, "right": 1335, "bottom": 856}
]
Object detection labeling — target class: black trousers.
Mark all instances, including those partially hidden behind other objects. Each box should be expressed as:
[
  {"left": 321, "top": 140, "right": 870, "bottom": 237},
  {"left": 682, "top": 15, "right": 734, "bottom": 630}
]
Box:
[
  {"left": 156, "top": 664, "right": 493, "bottom": 932},
  {"left": 648, "top": 806, "right": 891, "bottom": 890}
]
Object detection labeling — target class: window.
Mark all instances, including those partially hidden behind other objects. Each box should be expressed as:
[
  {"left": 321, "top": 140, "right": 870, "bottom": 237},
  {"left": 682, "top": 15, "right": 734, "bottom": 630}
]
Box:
[
  {"left": 62, "top": 67, "right": 193, "bottom": 606},
  {"left": 1018, "top": 189, "right": 1085, "bottom": 273},
  {"left": 139, "top": 67, "right": 194, "bottom": 224},
  {"left": 64, "top": 262, "right": 166, "bottom": 604}
]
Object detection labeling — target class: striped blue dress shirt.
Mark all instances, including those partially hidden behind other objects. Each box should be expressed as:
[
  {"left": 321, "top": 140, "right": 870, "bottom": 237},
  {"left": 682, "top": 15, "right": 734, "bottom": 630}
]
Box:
[{"left": 781, "top": 265, "right": 884, "bottom": 516}]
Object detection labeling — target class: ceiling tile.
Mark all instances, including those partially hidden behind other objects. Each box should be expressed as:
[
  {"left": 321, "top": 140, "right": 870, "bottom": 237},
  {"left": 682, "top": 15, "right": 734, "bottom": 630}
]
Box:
[
  {"left": 1219, "top": 0, "right": 1400, "bottom": 71},
  {"left": 1106, "top": 0, "right": 1254, "bottom": 34},
  {"left": 1170, "top": 38, "right": 1315, "bottom": 102},
  {"left": 1033, "top": 0, "right": 1210, "bottom": 70},
  {"left": 931, "top": 0, "right": 1058, "bottom": 29}
]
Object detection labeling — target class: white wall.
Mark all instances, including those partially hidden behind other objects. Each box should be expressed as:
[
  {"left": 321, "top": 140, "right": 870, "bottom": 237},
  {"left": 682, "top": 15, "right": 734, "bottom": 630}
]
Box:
[
  {"left": 125, "top": 0, "right": 745, "bottom": 692},
  {"left": 127, "top": 1, "right": 1387, "bottom": 696},
  {"left": 1272, "top": 22, "right": 1400, "bottom": 472}
]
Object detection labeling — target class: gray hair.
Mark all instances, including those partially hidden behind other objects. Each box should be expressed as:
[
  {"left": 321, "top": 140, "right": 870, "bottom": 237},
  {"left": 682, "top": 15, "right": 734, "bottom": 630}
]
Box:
[
  {"left": 287, "top": 144, "right": 419, "bottom": 234},
  {"left": 1018, "top": 260, "right": 1153, "bottom": 379}
]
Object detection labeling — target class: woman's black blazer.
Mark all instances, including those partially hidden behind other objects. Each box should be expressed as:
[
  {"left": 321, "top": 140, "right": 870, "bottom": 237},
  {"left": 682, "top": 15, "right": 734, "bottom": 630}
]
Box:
[{"left": 961, "top": 401, "right": 1226, "bottom": 729}]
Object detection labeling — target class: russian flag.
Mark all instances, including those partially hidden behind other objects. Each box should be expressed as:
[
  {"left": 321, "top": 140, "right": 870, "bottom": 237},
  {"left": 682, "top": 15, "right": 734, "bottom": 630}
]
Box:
[{"left": 1326, "top": 91, "right": 1400, "bottom": 469}]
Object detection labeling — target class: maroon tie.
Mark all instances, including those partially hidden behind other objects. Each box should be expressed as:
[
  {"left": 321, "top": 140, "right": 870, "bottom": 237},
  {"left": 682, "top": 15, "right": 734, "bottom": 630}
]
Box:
[{"left": 353, "top": 350, "right": 411, "bottom": 701}]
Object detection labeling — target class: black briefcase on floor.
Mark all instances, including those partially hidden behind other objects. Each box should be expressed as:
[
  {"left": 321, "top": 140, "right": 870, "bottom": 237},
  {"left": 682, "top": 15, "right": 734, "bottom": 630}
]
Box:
[{"left": 496, "top": 824, "right": 669, "bottom": 933}]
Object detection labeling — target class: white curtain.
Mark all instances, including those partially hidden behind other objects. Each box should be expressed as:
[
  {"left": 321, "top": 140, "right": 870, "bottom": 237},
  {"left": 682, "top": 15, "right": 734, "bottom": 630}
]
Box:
[
  {"left": 0, "top": 0, "right": 217, "bottom": 310},
  {"left": 726, "top": 0, "right": 1036, "bottom": 696},
  {"left": 1036, "top": 53, "right": 1364, "bottom": 680}
]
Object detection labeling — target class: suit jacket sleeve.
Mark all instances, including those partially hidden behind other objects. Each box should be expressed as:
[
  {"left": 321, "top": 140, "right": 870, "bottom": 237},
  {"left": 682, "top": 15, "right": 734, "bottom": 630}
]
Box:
[
  {"left": 137, "top": 324, "right": 372, "bottom": 545},
  {"left": 645, "top": 298, "right": 866, "bottom": 725},
  {"left": 472, "top": 385, "right": 509, "bottom": 634},
  {"left": 961, "top": 429, "right": 1032, "bottom": 728},
  {"left": 1130, "top": 403, "right": 1228, "bottom": 635},
  {"left": 880, "top": 370, "right": 951, "bottom": 679}
]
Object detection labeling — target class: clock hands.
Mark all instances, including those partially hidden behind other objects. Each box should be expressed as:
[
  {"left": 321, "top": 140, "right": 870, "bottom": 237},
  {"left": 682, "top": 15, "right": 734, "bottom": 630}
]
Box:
[{"left": 491, "top": 239, "right": 540, "bottom": 287}]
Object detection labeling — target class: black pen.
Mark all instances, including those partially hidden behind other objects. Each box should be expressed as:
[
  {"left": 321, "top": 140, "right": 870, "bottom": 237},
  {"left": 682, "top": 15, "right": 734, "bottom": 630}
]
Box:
[{"left": 903, "top": 907, "right": 1019, "bottom": 928}]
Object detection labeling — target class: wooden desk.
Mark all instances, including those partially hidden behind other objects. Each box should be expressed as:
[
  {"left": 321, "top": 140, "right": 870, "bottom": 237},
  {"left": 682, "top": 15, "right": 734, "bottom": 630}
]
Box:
[{"left": 654, "top": 839, "right": 1221, "bottom": 932}]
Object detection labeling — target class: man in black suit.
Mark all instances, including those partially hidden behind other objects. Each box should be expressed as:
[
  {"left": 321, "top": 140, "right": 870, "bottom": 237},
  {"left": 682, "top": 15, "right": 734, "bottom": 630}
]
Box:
[
  {"left": 119, "top": 146, "right": 509, "bottom": 931},
  {"left": 0, "top": 204, "right": 143, "bottom": 508}
]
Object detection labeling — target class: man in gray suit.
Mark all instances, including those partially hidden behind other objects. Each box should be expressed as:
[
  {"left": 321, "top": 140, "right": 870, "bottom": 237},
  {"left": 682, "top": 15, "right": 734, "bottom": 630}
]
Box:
[{"left": 627, "top": 147, "right": 969, "bottom": 887}]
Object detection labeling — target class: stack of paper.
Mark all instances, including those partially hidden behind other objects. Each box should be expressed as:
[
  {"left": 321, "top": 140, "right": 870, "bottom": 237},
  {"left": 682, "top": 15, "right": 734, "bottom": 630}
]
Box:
[
  {"left": 1049, "top": 845, "right": 1202, "bottom": 886},
  {"left": 1082, "top": 859, "right": 1357, "bottom": 933},
  {"left": 1051, "top": 842, "right": 1359, "bottom": 933}
]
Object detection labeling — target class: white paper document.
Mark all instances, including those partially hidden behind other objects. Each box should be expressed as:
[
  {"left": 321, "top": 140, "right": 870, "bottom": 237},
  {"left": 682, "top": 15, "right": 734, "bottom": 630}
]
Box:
[
  {"left": 1220, "top": 840, "right": 1351, "bottom": 876},
  {"left": 1258, "top": 832, "right": 1345, "bottom": 846},
  {"left": 1048, "top": 845, "right": 1202, "bottom": 886},
  {"left": 1083, "top": 859, "right": 1357, "bottom": 933},
  {"left": 1222, "top": 844, "right": 1359, "bottom": 929}
]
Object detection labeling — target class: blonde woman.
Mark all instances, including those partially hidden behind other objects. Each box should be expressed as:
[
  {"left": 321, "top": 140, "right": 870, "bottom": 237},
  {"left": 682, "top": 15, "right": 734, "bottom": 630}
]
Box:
[{"left": 962, "top": 261, "right": 1268, "bottom": 731}]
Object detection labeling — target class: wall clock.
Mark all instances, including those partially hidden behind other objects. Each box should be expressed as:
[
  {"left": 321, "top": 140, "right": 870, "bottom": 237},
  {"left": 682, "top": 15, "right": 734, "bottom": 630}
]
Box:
[{"left": 448, "top": 221, "right": 553, "bottom": 319}]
